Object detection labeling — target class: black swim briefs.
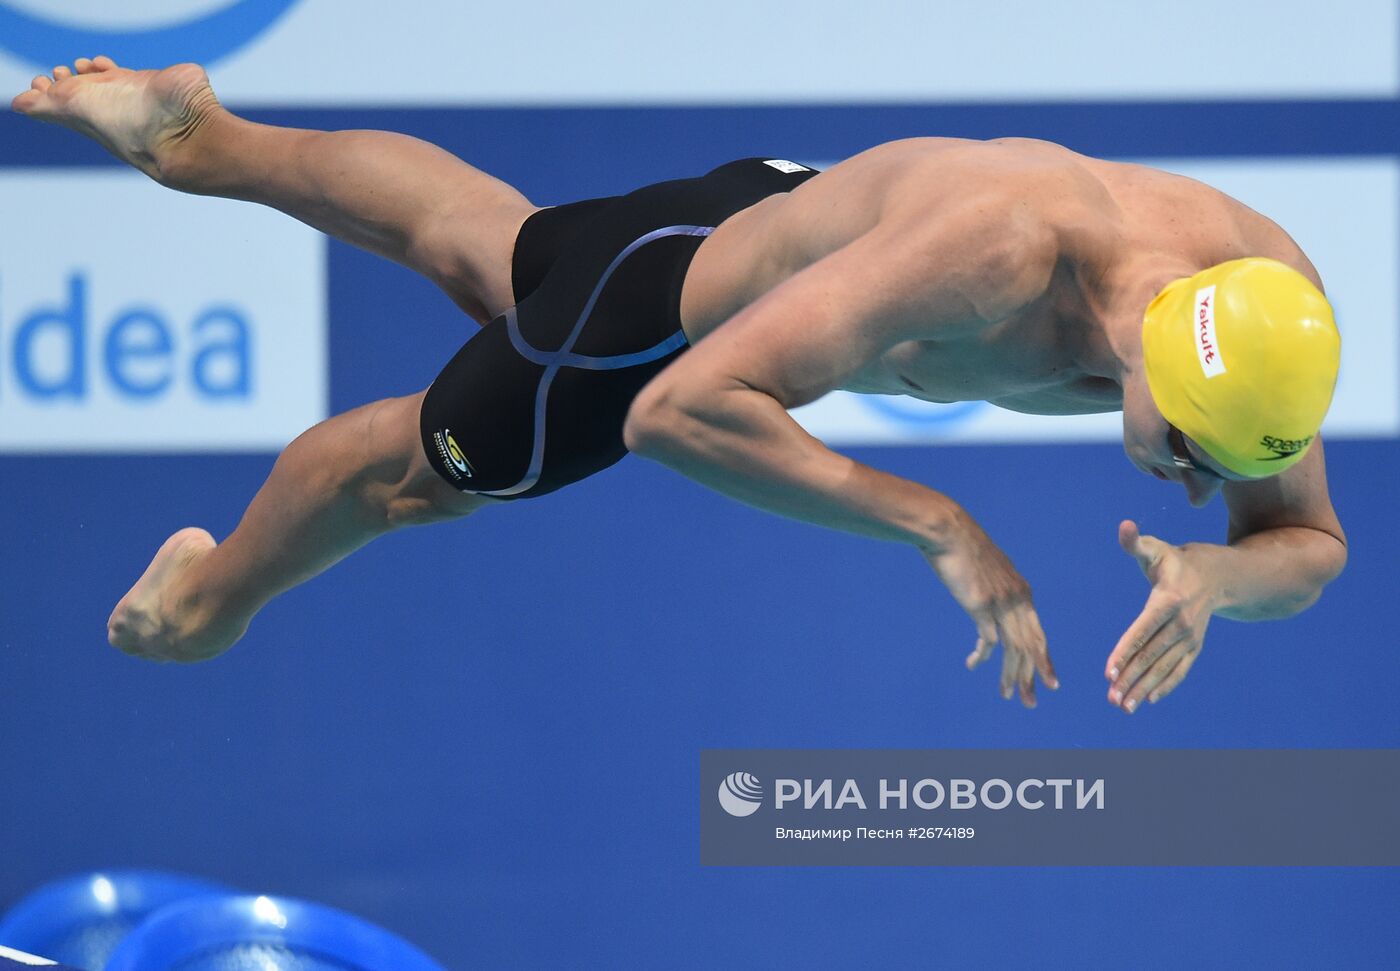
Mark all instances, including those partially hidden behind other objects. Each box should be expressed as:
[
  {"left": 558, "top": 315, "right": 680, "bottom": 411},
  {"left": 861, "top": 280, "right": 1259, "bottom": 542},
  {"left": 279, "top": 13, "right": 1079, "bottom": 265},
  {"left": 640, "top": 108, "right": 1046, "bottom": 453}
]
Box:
[{"left": 419, "top": 157, "right": 820, "bottom": 499}]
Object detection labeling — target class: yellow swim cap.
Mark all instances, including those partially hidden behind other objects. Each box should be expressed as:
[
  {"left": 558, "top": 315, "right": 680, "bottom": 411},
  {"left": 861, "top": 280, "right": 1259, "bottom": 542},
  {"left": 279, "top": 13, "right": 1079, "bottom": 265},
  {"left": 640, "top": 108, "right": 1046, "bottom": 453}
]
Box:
[{"left": 1141, "top": 257, "right": 1340, "bottom": 478}]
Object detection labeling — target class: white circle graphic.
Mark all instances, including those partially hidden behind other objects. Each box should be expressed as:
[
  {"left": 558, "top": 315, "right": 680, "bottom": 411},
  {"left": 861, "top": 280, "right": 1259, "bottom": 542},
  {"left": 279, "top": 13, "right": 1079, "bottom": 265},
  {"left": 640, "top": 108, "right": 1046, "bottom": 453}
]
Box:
[{"left": 718, "top": 772, "right": 763, "bottom": 817}]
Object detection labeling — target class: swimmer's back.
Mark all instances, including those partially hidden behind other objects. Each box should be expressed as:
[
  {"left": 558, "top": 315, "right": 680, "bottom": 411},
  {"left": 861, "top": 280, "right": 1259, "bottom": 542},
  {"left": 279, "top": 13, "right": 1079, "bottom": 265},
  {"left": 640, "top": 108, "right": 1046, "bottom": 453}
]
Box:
[{"left": 680, "top": 137, "right": 1317, "bottom": 338}]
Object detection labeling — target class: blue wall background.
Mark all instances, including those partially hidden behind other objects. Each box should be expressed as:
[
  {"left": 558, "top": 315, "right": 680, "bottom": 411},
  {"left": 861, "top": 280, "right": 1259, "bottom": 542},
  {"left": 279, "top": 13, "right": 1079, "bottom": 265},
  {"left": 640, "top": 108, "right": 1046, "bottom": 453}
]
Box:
[{"left": 2, "top": 102, "right": 1398, "bottom": 967}]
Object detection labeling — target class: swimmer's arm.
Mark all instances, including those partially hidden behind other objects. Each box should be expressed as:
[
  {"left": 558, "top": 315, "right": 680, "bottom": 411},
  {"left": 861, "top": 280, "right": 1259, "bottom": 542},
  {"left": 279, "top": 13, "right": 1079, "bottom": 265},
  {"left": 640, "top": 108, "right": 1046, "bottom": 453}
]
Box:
[
  {"left": 626, "top": 208, "right": 1061, "bottom": 704},
  {"left": 625, "top": 209, "right": 1053, "bottom": 549},
  {"left": 1104, "top": 442, "right": 1344, "bottom": 712},
  {"left": 1188, "top": 440, "right": 1347, "bottom": 621}
]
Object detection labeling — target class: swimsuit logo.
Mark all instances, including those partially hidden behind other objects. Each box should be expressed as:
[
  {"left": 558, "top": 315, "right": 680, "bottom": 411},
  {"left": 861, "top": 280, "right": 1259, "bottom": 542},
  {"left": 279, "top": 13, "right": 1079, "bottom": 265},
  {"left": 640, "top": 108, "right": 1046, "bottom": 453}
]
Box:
[
  {"left": 763, "top": 159, "right": 811, "bottom": 175},
  {"left": 718, "top": 772, "right": 764, "bottom": 818},
  {"left": 445, "top": 431, "right": 473, "bottom": 477},
  {"left": 1193, "top": 285, "right": 1226, "bottom": 378},
  {"left": 1259, "top": 433, "right": 1312, "bottom": 461},
  {"left": 0, "top": 0, "right": 301, "bottom": 69},
  {"left": 433, "top": 428, "right": 474, "bottom": 480}
]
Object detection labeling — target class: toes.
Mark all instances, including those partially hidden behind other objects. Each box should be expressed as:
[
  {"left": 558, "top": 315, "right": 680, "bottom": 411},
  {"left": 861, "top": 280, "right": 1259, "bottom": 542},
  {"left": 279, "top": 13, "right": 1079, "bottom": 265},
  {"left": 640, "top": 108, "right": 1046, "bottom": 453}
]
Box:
[
  {"left": 75, "top": 57, "right": 94, "bottom": 74},
  {"left": 11, "top": 89, "right": 40, "bottom": 113},
  {"left": 30, "top": 74, "right": 51, "bottom": 92},
  {"left": 92, "top": 55, "right": 118, "bottom": 71},
  {"left": 53, "top": 65, "right": 72, "bottom": 82}
]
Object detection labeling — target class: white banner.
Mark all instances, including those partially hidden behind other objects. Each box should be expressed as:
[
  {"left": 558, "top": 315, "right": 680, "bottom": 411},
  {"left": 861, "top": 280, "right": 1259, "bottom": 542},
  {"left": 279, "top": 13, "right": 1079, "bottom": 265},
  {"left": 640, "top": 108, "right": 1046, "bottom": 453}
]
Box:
[
  {"left": 0, "top": 0, "right": 1393, "bottom": 106},
  {"left": 0, "top": 170, "right": 326, "bottom": 452}
]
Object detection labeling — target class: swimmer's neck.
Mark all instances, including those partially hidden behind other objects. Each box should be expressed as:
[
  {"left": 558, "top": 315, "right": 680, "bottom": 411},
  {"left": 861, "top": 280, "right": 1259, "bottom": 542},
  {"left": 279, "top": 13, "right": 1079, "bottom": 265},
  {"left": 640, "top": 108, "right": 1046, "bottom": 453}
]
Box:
[{"left": 1079, "top": 259, "right": 1199, "bottom": 387}]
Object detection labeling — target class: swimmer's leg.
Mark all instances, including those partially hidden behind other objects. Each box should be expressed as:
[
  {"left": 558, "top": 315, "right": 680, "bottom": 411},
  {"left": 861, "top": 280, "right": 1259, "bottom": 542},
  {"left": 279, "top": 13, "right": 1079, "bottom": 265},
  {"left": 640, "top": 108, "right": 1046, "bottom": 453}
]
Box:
[
  {"left": 107, "top": 391, "right": 492, "bottom": 662},
  {"left": 12, "top": 57, "right": 533, "bottom": 321}
]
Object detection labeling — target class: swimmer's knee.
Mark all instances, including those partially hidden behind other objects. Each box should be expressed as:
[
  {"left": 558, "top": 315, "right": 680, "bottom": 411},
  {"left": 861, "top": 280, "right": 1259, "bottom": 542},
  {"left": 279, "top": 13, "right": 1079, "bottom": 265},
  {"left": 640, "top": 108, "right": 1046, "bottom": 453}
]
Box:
[
  {"left": 384, "top": 466, "right": 487, "bottom": 527},
  {"left": 367, "top": 392, "right": 491, "bottom": 527},
  {"left": 384, "top": 446, "right": 491, "bottom": 526}
]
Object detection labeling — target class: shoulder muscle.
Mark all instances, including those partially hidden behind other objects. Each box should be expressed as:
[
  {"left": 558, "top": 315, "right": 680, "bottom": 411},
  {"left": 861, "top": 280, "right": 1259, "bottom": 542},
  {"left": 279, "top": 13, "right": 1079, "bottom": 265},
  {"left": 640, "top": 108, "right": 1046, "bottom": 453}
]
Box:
[{"left": 658, "top": 198, "right": 1056, "bottom": 409}]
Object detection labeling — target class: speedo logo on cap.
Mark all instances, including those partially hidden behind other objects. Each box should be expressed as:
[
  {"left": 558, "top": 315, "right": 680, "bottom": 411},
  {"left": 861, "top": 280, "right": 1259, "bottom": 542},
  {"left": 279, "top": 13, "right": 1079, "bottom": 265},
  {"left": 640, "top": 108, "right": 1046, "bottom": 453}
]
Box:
[
  {"left": 1193, "top": 285, "right": 1226, "bottom": 378},
  {"left": 1259, "top": 434, "right": 1312, "bottom": 461}
]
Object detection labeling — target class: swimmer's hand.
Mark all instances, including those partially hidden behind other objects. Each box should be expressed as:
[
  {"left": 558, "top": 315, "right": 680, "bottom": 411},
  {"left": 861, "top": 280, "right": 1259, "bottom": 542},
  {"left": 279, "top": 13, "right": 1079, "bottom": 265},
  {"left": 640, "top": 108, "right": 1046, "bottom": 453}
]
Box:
[
  {"left": 1104, "top": 520, "right": 1214, "bottom": 713},
  {"left": 922, "top": 514, "right": 1058, "bottom": 709}
]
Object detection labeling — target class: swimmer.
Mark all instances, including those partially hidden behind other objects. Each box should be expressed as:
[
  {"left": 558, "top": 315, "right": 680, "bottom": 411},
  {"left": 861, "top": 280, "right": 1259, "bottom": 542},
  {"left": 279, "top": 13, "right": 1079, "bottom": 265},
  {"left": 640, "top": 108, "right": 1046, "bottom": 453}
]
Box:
[{"left": 12, "top": 59, "right": 1346, "bottom": 714}]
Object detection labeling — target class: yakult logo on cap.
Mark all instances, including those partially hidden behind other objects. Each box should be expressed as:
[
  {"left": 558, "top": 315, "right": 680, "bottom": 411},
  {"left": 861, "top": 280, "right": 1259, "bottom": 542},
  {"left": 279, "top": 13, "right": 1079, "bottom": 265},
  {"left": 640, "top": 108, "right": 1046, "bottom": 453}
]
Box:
[{"left": 1194, "top": 285, "right": 1226, "bottom": 378}]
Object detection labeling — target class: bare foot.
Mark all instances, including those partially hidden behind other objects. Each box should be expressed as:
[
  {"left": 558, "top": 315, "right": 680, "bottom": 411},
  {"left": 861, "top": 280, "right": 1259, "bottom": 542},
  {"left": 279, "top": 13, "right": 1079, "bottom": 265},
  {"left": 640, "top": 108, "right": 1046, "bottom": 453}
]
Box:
[
  {"left": 108, "top": 527, "right": 243, "bottom": 663},
  {"left": 10, "top": 56, "right": 221, "bottom": 184}
]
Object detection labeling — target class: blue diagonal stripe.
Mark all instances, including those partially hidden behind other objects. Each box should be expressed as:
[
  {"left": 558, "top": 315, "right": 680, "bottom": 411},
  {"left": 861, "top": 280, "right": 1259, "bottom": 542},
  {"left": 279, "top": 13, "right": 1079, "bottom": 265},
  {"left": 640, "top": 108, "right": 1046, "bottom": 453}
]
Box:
[{"left": 480, "top": 224, "right": 712, "bottom": 497}]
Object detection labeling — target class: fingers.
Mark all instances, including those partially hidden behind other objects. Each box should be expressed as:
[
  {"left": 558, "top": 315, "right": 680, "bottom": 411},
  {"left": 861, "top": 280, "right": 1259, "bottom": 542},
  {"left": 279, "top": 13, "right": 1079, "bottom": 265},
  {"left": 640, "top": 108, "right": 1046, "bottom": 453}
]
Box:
[
  {"left": 998, "top": 647, "right": 1020, "bottom": 702},
  {"left": 1109, "top": 628, "right": 1186, "bottom": 712},
  {"left": 1118, "top": 519, "right": 1141, "bottom": 555},
  {"left": 932, "top": 530, "right": 1054, "bottom": 707},
  {"left": 965, "top": 635, "right": 996, "bottom": 671},
  {"left": 965, "top": 616, "right": 998, "bottom": 670},
  {"left": 1108, "top": 593, "right": 1207, "bottom": 712},
  {"left": 1119, "top": 519, "right": 1168, "bottom": 577},
  {"left": 967, "top": 613, "right": 1041, "bottom": 707},
  {"left": 1001, "top": 646, "right": 1030, "bottom": 706},
  {"left": 1117, "top": 643, "right": 1192, "bottom": 711},
  {"left": 989, "top": 606, "right": 1053, "bottom": 708},
  {"left": 1009, "top": 650, "right": 1036, "bottom": 708},
  {"left": 1015, "top": 604, "right": 1058, "bottom": 690},
  {"left": 1001, "top": 601, "right": 1057, "bottom": 692},
  {"left": 1147, "top": 650, "right": 1199, "bottom": 704},
  {"left": 1105, "top": 594, "right": 1173, "bottom": 681},
  {"left": 993, "top": 649, "right": 1036, "bottom": 709}
]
